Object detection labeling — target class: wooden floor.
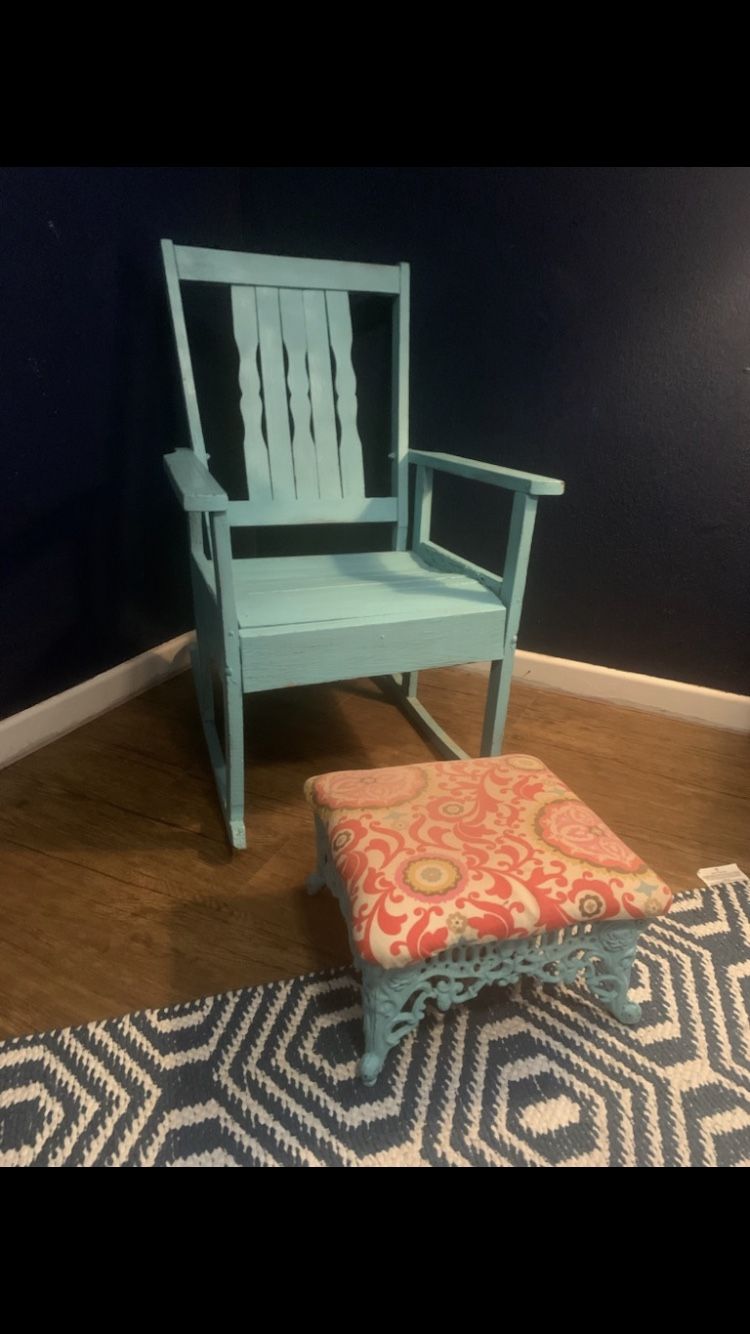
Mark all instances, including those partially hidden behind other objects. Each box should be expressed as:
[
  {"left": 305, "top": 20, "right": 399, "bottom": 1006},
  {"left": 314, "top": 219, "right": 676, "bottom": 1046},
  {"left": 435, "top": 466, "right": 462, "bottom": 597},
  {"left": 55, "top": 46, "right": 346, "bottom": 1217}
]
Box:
[{"left": 1, "top": 668, "right": 749, "bottom": 1041}]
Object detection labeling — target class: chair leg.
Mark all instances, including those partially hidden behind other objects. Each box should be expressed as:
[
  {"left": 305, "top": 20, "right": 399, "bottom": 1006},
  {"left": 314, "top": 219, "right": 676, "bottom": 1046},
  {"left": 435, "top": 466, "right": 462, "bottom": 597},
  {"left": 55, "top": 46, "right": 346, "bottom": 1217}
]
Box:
[
  {"left": 222, "top": 670, "right": 246, "bottom": 850},
  {"left": 480, "top": 656, "right": 513, "bottom": 756},
  {"left": 191, "top": 643, "right": 214, "bottom": 723},
  {"left": 191, "top": 645, "right": 246, "bottom": 850}
]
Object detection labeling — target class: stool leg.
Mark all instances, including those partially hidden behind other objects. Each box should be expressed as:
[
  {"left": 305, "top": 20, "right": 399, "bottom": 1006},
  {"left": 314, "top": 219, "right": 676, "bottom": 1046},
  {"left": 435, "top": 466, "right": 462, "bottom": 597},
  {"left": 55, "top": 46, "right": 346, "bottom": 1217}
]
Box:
[
  {"left": 584, "top": 922, "right": 644, "bottom": 1024},
  {"left": 361, "top": 963, "right": 426, "bottom": 1085},
  {"left": 360, "top": 966, "right": 394, "bottom": 1084}
]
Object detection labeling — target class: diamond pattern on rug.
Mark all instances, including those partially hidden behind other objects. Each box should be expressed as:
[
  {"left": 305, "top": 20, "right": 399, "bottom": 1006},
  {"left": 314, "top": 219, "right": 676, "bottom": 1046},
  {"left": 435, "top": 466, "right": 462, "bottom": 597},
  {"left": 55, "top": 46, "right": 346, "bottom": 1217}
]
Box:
[{"left": 1, "top": 881, "right": 749, "bottom": 1167}]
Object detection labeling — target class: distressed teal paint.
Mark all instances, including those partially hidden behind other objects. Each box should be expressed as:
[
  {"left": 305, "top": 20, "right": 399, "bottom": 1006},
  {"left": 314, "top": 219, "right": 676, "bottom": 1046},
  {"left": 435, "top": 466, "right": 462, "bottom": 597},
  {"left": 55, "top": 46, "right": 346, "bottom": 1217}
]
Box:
[
  {"left": 406, "top": 450, "right": 565, "bottom": 496},
  {"left": 309, "top": 815, "right": 646, "bottom": 1085},
  {"left": 162, "top": 241, "right": 564, "bottom": 847}
]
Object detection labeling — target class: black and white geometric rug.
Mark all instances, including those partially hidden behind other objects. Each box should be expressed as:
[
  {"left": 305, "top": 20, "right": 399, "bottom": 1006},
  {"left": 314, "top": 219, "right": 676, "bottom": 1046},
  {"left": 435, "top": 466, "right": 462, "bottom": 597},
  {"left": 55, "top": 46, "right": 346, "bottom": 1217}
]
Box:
[{"left": 1, "top": 880, "right": 749, "bottom": 1167}]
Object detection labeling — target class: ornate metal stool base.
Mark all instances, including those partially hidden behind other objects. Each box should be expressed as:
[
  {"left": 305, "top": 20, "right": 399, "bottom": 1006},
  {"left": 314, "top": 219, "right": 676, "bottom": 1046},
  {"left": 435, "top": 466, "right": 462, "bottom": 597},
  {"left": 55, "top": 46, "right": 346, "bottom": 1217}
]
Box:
[
  {"left": 308, "top": 825, "right": 645, "bottom": 1085},
  {"left": 305, "top": 755, "right": 671, "bottom": 1086}
]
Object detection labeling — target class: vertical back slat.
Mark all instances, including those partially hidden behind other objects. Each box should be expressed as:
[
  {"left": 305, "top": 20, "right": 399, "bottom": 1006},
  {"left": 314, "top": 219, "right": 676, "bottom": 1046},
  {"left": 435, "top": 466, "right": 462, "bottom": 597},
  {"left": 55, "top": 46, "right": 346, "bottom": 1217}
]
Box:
[
  {"left": 169, "top": 243, "right": 407, "bottom": 522},
  {"left": 303, "top": 291, "right": 342, "bottom": 499},
  {"left": 255, "top": 287, "right": 296, "bottom": 499},
  {"left": 230, "top": 286, "right": 272, "bottom": 501},
  {"left": 279, "top": 290, "right": 319, "bottom": 500},
  {"left": 326, "top": 290, "right": 365, "bottom": 497}
]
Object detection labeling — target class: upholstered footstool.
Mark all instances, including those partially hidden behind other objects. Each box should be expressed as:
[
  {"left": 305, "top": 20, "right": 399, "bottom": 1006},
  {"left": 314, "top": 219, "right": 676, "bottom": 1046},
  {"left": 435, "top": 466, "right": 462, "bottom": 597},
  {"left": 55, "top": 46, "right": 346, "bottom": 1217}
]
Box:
[{"left": 305, "top": 755, "right": 673, "bottom": 1084}]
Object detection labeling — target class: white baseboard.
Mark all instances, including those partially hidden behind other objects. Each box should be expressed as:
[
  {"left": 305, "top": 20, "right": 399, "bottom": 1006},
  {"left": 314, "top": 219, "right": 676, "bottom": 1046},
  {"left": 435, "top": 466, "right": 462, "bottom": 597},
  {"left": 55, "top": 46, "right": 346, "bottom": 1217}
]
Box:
[
  {"left": 0, "top": 632, "right": 196, "bottom": 770},
  {"left": 466, "top": 651, "right": 750, "bottom": 732},
  {"left": 1, "top": 634, "right": 747, "bottom": 771}
]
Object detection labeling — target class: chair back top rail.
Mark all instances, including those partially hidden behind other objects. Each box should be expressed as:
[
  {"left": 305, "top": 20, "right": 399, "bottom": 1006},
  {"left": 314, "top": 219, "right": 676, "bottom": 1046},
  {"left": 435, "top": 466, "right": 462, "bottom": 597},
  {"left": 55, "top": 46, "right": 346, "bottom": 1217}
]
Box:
[{"left": 173, "top": 243, "right": 401, "bottom": 293}]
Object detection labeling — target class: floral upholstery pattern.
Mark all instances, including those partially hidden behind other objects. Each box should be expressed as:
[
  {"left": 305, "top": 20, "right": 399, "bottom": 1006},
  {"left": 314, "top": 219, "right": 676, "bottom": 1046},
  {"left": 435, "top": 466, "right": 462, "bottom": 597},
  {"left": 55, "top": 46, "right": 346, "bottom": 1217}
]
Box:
[{"left": 305, "top": 755, "right": 673, "bottom": 970}]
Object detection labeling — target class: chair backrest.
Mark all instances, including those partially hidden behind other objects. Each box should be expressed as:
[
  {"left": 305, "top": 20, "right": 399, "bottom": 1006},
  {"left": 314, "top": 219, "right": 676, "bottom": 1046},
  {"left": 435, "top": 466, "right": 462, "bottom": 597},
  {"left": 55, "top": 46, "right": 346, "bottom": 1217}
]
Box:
[{"left": 162, "top": 241, "right": 410, "bottom": 548}]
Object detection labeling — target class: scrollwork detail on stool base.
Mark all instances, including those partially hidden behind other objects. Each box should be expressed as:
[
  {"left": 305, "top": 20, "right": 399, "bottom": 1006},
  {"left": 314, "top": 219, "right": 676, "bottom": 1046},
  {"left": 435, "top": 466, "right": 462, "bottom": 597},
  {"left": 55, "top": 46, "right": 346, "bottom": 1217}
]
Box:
[{"left": 310, "top": 816, "right": 647, "bottom": 1084}]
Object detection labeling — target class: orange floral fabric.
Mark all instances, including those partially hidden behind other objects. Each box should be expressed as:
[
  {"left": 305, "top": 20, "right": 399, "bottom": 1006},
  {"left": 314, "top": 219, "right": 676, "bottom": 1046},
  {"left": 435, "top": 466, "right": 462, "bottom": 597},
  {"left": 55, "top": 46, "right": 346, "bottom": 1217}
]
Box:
[{"left": 305, "top": 755, "right": 673, "bottom": 970}]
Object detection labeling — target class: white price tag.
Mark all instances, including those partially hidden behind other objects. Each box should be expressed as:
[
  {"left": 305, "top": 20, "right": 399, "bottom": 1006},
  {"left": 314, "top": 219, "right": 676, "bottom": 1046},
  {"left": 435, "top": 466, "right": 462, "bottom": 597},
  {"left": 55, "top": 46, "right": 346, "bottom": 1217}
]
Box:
[{"left": 697, "top": 863, "right": 750, "bottom": 888}]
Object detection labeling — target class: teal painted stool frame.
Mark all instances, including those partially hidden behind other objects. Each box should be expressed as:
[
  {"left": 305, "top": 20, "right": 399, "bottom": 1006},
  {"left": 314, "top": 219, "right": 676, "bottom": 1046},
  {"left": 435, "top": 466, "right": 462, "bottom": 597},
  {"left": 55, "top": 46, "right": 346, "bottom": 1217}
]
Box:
[{"left": 308, "top": 815, "right": 646, "bottom": 1084}]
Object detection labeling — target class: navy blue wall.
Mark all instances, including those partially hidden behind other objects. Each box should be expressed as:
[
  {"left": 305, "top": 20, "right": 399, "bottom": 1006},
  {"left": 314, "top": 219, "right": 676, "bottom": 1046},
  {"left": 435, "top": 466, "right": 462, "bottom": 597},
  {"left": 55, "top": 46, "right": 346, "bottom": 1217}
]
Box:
[{"left": 2, "top": 166, "right": 749, "bottom": 719}]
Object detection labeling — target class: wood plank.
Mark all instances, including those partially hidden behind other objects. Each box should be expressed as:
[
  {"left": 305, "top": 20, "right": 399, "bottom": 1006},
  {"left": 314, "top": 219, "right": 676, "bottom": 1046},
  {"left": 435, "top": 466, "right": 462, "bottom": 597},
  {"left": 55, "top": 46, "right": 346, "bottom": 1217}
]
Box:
[
  {"left": 1, "top": 666, "right": 748, "bottom": 1037},
  {"left": 2, "top": 729, "right": 220, "bottom": 836},
  {"left": 196, "top": 549, "right": 433, "bottom": 599},
  {"left": 0, "top": 839, "right": 337, "bottom": 1036},
  {"left": 231, "top": 286, "right": 272, "bottom": 501},
  {"left": 255, "top": 287, "right": 296, "bottom": 499},
  {"left": 174, "top": 244, "right": 401, "bottom": 293},
  {"left": 519, "top": 686, "right": 750, "bottom": 804},
  {"left": 325, "top": 291, "right": 365, "bottom": 496},
  {"left": 233, "top": 550, "right": 430, "bottom": 585},
  {"left": 303, "top": 290, "right": 342, "bottom": 499},
  {"left": 408, "top": 449, "right": 565, "bottom": 496},
  {"left": 279, "top": 289, "right": 319, "bottom": 499},
  {"left": 235, "top": 574, "right": 499, "bottom": 629},
  {"left": 164, "top": 449, "right": 228, "bottom": 512},
  {"left": 241, "top": 611, "right": 505, "bottom": 691},
  {"left": 227, "top": 497, "right": 397, "bottom": 526}
]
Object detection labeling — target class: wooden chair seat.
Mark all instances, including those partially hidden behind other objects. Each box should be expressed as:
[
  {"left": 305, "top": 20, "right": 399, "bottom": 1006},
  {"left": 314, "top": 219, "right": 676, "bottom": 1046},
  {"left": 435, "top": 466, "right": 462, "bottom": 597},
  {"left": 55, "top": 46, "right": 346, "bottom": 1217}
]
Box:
[{"left": 229, "top": 552, "right": 506, "bottom": 690}]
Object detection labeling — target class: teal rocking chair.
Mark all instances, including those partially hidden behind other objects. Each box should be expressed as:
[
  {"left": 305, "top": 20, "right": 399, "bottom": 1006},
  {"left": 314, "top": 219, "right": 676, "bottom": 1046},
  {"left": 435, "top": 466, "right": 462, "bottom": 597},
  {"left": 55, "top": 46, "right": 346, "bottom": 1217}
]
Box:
[{"left": 162, "top": 242, "right": 564, "bottom": 848}]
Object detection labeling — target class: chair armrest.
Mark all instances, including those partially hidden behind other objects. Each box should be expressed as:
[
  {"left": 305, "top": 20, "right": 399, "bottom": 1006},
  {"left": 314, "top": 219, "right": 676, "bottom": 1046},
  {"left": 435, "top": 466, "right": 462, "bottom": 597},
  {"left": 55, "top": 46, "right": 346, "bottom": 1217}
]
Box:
[
  {"left": 407, "top": 450, "right": 564, "bottom": 497},
  {"left": 164, "top": 449, "right": 228, "bottom": 512}
]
